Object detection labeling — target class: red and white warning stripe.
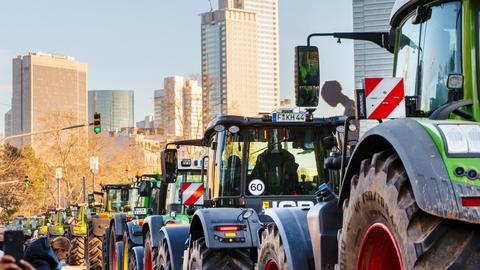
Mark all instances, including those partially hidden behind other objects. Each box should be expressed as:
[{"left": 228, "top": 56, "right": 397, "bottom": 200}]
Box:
[
  {"left": 68, "top": 217, "right": 75, "bottom": 225},
  {"left": 181, "top": 183, "right": 204, "bottom": 206},
  {"left": 364, "top": 77, "right": 405, "bottom": 119}
]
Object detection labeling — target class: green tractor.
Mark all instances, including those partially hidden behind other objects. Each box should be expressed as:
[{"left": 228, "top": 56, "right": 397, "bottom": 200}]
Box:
[
  {"left": 47, "top": 208, "right": 70, "bottom": 238},
  {"left": 85, "top": 184, "right": 137, "bottom": 270},
  {"left": 110, "top": 155, "right": 204, "bottom": 270},
  {"left": 67, "top": 204, "right": 88, "bottom": 266},
  {"left": 104, "top": 173, "right": 163, "bottom": 270},
  {"left": 11, "top": 216, "right": 34, "bottom": 241}
]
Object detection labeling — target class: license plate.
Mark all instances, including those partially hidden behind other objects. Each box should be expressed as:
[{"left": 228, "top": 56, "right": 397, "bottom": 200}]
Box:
[
  {"left": 134, "top": 208, "right": 147, "bottom": 215},
  {"left": 273, "top": 112, "right": 306, "bottom": 122}
]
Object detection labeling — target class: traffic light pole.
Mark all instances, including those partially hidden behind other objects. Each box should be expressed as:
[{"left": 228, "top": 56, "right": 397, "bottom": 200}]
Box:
[{"left": 0, "top": 123, "right": 91, "bottom": 145}]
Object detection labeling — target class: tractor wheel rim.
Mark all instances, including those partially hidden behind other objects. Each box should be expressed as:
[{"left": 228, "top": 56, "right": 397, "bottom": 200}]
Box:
[
  {"left": 111, "top": 240, "right": 116, "bottom": 270},
  {"left": 123, "top": 242, "right": 128, "bottom": 270},
  {"left": 145, "top": 246, "right": 152, "bottom": 270},
  {"left": 356, "top": 223, "right": 403, "bottom": 270},
  {"left": 264, "top": 258, "right": 280, "bottom": 270}
]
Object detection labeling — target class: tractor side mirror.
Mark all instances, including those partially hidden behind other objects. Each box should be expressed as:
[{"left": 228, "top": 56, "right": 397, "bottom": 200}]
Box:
[
  {"left": 295, "top": 46, "right": 320, "bottom": 107},
  {"left": 161, "top": 149, "right": 178, "bottom": 183}
]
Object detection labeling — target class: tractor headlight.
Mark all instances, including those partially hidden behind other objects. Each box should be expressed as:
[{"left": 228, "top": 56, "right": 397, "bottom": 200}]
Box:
[{"left": 437, "top": 124, "right": 480, "bottom": 155}]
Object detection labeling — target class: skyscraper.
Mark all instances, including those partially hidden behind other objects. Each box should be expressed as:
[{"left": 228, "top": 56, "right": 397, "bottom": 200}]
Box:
[
  {"left": 154, "top": 89, "right": 165, "bottom": 131},
  {"left": 11, "top": 52, "right": 88, "bottom": 150},
  {"left": 154, "top": 76, "right": 203, "bottom": 140},
  {"left": 4, "top": 109, "right": 12, "bottom": 137},
  {"left": 242, "top": 0, "right": 279, "bottom": 113},
  {"left": 201, "top": 0, "right": 259, "bottom": 123},
  {"left": 88, "top": 90, "right": 134, "bottom": 132},
  {"left": 353, "top": 0, "right": 395, "bottom": 89}
]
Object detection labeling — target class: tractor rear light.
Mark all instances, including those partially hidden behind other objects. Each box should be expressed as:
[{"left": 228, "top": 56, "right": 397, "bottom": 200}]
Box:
[
  {"left": 214, "top": 225, "right": 241, "bottom": 232},
  {"left": 165, "top": 220, "right": 175, "bottom": 225},
  {"left": 99, "top": 215, "right": 109, "bottom": 219},
  {"left": 462, "top": 197, "right": 480, "bottom": 207},
  {"left": 127, "top": 217, "right": 133, "bottom": 222}
]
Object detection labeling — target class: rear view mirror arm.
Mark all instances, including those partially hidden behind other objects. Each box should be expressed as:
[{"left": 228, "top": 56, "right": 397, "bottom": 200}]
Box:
[{"left": 307, "top": 31, "right": 393, "bottom": 53}]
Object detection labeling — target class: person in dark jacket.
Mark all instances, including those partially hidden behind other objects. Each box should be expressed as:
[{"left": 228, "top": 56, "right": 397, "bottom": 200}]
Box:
[{"left": 24, "top": 236, "right": 71, "bottom": 270}]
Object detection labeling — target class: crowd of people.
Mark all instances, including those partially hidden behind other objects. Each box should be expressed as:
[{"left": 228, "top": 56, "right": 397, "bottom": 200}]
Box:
[{"left": 0, "top": 227, "right": 72, "bottom": 270}]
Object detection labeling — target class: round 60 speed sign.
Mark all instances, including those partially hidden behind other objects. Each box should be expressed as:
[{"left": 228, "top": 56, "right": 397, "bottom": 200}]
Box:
[{"left": 249, "top": 179, "right": 265, "bottom": 196}]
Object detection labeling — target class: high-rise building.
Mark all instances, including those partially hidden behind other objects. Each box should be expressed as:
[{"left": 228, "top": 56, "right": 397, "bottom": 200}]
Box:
[
  {"left": 11, "top": 52, "right": 88, "bottom": 150},
  {"left": 162, "top": 76, "right": 185, "bottom": 138},
  {"left": 201, "top": 0, "right": 259, "bottom": 123},
  {"left": 153, "top": 89, "right": 165, "bottom": 130},
  {"left": 4, "top": 109, "right": 12, "bottom": 137},
  {"left": 154, "top": 76, "right": 203, "bottom": 140},
  {"left": 88, "top": 90, "right": 134, "bottom": 132},
  {"left": 136, "top": 113, "right": 154, "bottom": 130},
  {"left": 353, "top": 0, "right": 395, "bottom": 89},
  {"left": 183, "top": 79, "right": 203, "bottom": 139},
  {"left": 242, "top": 0, "right": 279, "bottom": 113},
  {"left": 279, "top": 99, "right": 292, "bottom": 109}
]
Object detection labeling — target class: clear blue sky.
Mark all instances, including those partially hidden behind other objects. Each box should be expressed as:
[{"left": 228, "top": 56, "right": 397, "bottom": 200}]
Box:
[{"left": 0, "top": 0, "right": 354, "bottom": 135}]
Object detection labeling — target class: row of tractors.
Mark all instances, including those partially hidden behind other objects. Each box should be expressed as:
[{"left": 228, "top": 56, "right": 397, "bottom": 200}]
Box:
[
  {"left": 15, "top": 1, "right": 479, "bottom": 269},
  {"left": 97, "top": 0, "right": 480, "bottom": 269}
]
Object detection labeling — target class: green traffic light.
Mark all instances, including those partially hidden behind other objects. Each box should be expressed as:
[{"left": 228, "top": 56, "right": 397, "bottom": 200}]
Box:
[{"left": 94, "top": 127, "right": 101, "bottom": 134}]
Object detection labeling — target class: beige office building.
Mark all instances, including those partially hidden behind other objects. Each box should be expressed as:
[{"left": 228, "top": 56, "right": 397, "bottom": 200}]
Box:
[
  {"left": 155, "top": 76, "right": 203, "bottom": 140},
  {"left": 201, "top": 0, "right": 259, "bottom": 123},
  {"left": 242, "top": 0, "right": 279, "bottom": 113},
  {"left": 11, "top": 52, "right": 88, "bottom": 151}
]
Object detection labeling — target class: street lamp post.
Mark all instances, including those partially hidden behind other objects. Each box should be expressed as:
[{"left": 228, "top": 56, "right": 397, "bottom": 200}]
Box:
[
  {"left": 55, "top": 167, "right": 62, "bottom": 208},
  {"left": 90, "top": 156, "right": 99, "bottom": 192}
]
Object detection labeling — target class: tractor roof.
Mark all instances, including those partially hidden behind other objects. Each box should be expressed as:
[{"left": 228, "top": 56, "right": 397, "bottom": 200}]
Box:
[
  {"left": 390, "top": 0, "right": 431, "bottom": 26},
  {"left": 204, "top": 114, "right": 346, "bottom": 140}
]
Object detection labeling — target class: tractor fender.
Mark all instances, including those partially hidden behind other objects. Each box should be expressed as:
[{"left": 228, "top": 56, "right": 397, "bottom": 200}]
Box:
[
  {"left": 111, "top": 213, "right": 127, "bottom": 239},
  {"left": 126, "top": 221, "right": 143, "bottom": 246},
  {"left": 142, "top": 215, "right": 165, "bottom": 248},
  {"left": 132, "top": 246, "right": 144, "bottom": 270},
  {"left": 340, "top": 118, "right": 461, "bottom": 221},
  {"left": 189, "top": 208, "right": 261, "bottom": 249},
  {"left": 159, "top": 225, "right": 189, "bottom": 270},
  {"left": 91, "top": 217, "right": 110, "bottom": 237},
  {"left": 263, "top": 207, "right": 315, "bottom": 270}
]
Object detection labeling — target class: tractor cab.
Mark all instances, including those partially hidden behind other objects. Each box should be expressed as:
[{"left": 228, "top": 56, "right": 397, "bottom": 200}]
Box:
[
  {"left": 103, "top": 184, "right": 137, "bottom": 213},
  {"left": 133, "top": 173, "right": 163, "bottom": 218},
  {"left": 165, "top": 158, "right": 204, "bottom": 217},
  {"left": 162, "top": 114, "right": 343, "bottom": 213}
]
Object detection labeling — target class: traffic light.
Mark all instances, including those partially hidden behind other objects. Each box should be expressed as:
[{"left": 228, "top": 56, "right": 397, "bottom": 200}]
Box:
[
  {"left": 93, "top": 112, "right": 101, "bottom": 134},
  {"left": 23, "top": 176, "right": 30, "bottom": 188}
]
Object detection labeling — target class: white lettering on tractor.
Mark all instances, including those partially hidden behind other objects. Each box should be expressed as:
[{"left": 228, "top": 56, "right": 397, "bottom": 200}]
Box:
[{"left": 270, "top": 201, "right": 314, "bottom": 208}]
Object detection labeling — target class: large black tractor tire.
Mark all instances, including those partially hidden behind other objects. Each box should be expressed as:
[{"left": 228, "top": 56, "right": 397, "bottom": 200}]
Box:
[
  {"left": 109, "top": 224, "right": 122, "bottom": 270},
  {"left": 187, "top": 237, "right": 253, "bottom": 270},
  {"left": 339, "top": 151, "right": 480, "bottom": 270},
  {"left": 129, "top": 250, "right": 139, "bottom": 270},
  {"left": 68, "top": 236, "right": 86, "bottom": 265},
  {"left": 157, "top": 238, "right": 173, "bottom": 270},
  {"left": 256, "top": 224, "right": 288, "bottom": 270},
  {"left": 86, "top": 224, "right": 103, "bottom": 270},
  {"left": 144, "top": 230, "right": 159, "bottom": 270}
]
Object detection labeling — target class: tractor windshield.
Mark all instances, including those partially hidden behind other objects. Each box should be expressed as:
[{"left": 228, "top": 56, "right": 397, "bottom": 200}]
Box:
[
  {"left": 166, "top": 169, "right": 202, "bottom": 207},
  {"left": 395, "top": 1, "right": 462, "bottom": 113},
  {"left": 246, "top": 127, "right": 327, "bottom": 196},
  {"left": 105, "top": 188, "right": 136, "bottom": 212}
]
